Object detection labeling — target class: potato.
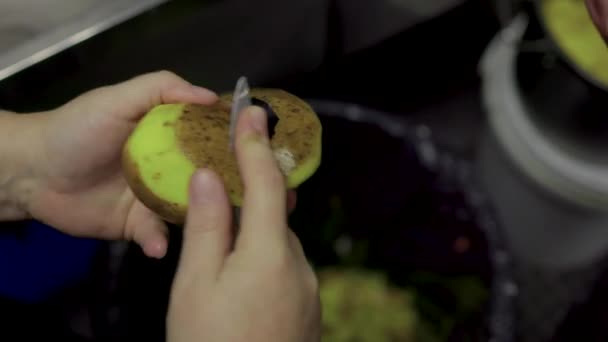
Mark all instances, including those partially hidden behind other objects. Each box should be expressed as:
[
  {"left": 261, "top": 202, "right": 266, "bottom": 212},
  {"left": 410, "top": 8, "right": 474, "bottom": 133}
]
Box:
[
  {"left": 122, "top": 88, "right": 322, "bottom": 225},
  {"left": 542, "top": 0, "right": 608, "bottom": 87}
]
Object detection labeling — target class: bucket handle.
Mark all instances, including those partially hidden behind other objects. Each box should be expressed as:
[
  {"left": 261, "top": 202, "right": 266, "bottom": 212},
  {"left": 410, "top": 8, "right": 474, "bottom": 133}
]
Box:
[{"left": 494, "top": 0, "right": 554, "bottom": 53}]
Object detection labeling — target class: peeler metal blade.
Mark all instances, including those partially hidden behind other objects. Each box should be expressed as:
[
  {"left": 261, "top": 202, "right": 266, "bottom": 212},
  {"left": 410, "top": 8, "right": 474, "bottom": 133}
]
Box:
[
  {"left": 228, "top": 76, "right": 251, "bottom": 230},
  {"left": 229, "top": 76, "right": 252, "bottom": 150}
]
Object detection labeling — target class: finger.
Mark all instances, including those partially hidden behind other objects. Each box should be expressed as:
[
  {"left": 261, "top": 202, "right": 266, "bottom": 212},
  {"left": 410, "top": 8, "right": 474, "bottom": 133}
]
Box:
[
  {"left": 178, "top": 169, "right": 233, "bottom": 279},
  {"left": 234, "top": 106, "right": 288, "bottom": 245},
  {"left": 139, "top": 219, "right": 169, "bottom": 259},
  {"left": 112, "top": 70, "right": 218, "bottom": 122},
  {"left": 128, "top": 201, "right": 169, "bottom": 259}
]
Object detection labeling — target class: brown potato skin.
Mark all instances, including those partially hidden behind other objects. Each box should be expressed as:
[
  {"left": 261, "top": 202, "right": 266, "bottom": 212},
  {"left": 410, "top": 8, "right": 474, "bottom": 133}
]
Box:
[{"left": 121, "top": 144, "right": 187, "bottom": 226}]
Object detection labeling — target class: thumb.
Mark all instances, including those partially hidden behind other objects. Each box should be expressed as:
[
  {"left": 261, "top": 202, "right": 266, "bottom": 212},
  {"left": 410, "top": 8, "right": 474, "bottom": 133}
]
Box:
[
  {"left": 177, "top": 169, "right": 233, "bottom": 281},
  {"left": 110, "top": 70, "right": 218, "bottom": 122}
]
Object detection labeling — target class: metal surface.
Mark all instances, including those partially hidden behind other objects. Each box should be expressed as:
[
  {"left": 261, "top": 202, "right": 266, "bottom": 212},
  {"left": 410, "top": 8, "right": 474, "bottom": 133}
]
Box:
[
  {"left": 228, "top": 76, "right": 251, "bottom": 229},
  {"left": 335, "top": 0, "right": 466, "bottom": 54},
  {"left": 229, "top": 76, "right": 252, "bottom": 149},
  {"left": 0, "top": 0, "right": 167, "bottom": 82}
]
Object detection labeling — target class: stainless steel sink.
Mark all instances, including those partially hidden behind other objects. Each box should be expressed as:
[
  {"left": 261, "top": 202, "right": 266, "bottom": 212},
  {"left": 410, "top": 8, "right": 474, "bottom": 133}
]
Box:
[
  {"left": 0, "top": 0, "right": 167, "bottom": 81},
  {"left": 0, "top": 0, "right": 465, "bottom": 86}
]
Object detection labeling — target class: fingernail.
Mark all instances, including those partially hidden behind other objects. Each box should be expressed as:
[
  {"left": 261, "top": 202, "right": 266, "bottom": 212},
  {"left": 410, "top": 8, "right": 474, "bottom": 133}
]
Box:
[
  {"left": 191, "top": 86, "right": 218, "bottom": 99},
  {"left": 190, "top": 169, "right": 217, "bottom": 205},
  {"left": 247, "top": 106, "right": 267, "bottom": 136}
]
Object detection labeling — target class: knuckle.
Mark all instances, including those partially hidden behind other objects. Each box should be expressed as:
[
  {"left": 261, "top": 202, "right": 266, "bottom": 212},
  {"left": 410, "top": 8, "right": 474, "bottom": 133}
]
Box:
[
  {"left": 240, "top": 144, "right": 286, "bottom": 191},
  {"left": 184, "top": 214, "right": 225, "bottom": 239},
  {"left": 267, "top": 164, "right": 285, "bottom": 186},
  {"left": 261, "top": 245, "right": 292, "bottom": 274},
  {"left": 155, "top": 70, "right": 181, "bottom": 83}
]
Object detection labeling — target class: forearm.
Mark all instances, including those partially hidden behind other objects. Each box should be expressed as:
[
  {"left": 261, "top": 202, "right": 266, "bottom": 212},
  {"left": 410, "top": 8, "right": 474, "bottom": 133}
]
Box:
[{"left": 0, "top": 110, "right": 43, "bottom": 221}]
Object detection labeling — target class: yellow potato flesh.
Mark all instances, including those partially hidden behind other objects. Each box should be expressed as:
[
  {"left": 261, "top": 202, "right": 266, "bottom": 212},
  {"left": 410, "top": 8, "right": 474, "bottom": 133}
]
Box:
[
  {"left": 126, "top": 104, "right": 195, "bottom": 211},
  {"left": 542, "top": 0, "right": 608, "bottom": 87},
  {"left": 285, "top": 126, "right": 322, "bottom": 188}
]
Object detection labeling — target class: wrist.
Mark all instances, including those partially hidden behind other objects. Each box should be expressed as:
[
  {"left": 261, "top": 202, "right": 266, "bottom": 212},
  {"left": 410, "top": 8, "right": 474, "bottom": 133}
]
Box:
[{"left": 0, "top": 110, "right": 47, "bottom": 221}]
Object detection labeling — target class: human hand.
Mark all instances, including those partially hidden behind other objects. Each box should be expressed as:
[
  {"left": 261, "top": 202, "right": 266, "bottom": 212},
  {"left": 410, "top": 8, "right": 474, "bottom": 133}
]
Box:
[
  {"left": 167, "top": 106, "right": 321, "bottom": 342},
  {"left": 25, "top": 71, "right": 218, "bottom": 258}
]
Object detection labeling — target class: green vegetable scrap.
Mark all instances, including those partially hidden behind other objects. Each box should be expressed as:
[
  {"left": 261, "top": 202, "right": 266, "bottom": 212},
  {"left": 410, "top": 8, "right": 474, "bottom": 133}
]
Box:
[{"left": 319, "top": 268, "right": 419, "bottom": 342}]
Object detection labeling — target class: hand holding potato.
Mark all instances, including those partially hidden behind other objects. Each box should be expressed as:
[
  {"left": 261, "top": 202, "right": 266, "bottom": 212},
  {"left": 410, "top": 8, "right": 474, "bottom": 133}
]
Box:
[
  {"left": 167, "top": 106, "right": 321, "bottom": 342},
  {"left": 22, "top": 71, "right": 217, "bottom": 258}
]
